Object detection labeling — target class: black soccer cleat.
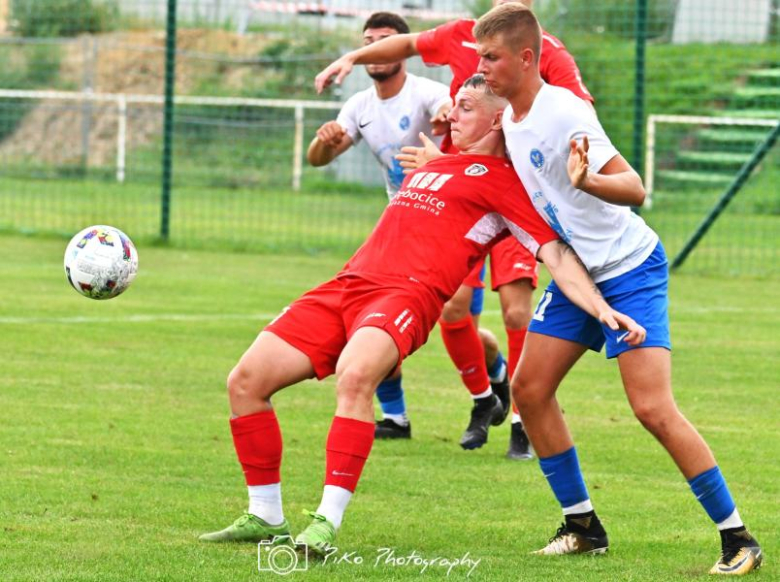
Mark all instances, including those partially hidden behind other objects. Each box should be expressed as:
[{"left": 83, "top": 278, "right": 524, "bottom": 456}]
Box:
[
  {"left": 506, "top": 422, "right": 534, "bottom": 460},
  {"left": 533, "top": 513, "right": 609, "bottom": 555},
  {"left": 375, "top": 418, "right": 411, "bottom": 439},
  {"left": 460, "top": 394, "right": 505, "bottom": 450},
  {"left": 710, "top": 527, "right": 763, "bottom": 575},
  {"left": 490, "top": 370, "right": 511, "bottom": 422}
]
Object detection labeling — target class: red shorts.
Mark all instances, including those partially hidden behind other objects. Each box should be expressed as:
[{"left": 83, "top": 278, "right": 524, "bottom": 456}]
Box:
[
  {"left": 489, "top": 237, "right": 539, "bottom": 290},
  {"left": 264, "top": 274, "right": 441, "bottom": 379},
  {"left": 461, "top": 239, "right": 539, "bottom": 290},
  {"left": 462, "top": 259, "right": 486, "bottom": 288}
]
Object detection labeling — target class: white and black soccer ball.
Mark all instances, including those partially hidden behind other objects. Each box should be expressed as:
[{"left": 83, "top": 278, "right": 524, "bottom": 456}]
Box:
[{"left": 64, "top": 225, "right": 139, "bottom": 300}]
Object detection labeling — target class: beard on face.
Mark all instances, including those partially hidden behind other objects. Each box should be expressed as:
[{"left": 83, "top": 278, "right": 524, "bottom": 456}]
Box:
[{"left": 367, "top": 62, "right": 403, "bottom": 82}]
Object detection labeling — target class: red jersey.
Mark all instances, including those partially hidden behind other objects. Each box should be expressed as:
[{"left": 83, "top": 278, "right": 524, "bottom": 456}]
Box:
[
  {"left": 341, "top": 154, "right": 558, "bottom": 305},
  {"left": 416, "top": 19, "right": 593, "bottom": 152}
]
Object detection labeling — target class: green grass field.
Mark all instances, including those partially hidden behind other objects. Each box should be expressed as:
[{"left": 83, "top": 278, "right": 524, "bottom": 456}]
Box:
[{"left": 1, "top": 233, "right": 777, "bottom": 581}]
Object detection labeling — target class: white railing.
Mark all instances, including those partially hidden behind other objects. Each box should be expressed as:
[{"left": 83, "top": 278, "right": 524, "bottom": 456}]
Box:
[
  {"left": 0, "top": 89, "right": 341, "bottom": 190},
  {"left": 644, "top": 113, "right": 778, "bottom": 207}
]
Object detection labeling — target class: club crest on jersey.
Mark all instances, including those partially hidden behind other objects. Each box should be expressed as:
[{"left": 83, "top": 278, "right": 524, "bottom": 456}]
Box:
[
  {"left": 399, "top": 115, "right": 410, "bottom": 130},
  {"left": 530, "top": 148, "right": 545, "bottom": 169},
  {"left": 465, "top": 163, "right": 488, "bottom": 177}
]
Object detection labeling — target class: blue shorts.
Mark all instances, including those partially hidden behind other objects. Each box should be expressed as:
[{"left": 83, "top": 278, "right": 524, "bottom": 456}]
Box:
[
  {"left": 528, "top": 242, "right": 671, "bottom": 358},
  {"left": 469, "top": 263, "right": 487, "bottom": 316}
]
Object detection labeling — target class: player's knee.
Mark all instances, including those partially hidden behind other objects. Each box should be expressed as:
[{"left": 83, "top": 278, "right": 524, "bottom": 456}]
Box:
[
  {"left": 335, "top": 366, "right": 375, "bottom": 405},
  {"left": 227, "top": 363, "right": 270, "bottom": 404},
  {"left": 501, "top": 303, "right": 532, "bottom": 330},
  {"left": 631, "top": 401, "right": 676, "bottom": 438},
  {"left": 440, "top": 296, "right": 470, "bottom": 322},
  {"left": 511, "top": 373, "right": 546, "bottom": 411}
]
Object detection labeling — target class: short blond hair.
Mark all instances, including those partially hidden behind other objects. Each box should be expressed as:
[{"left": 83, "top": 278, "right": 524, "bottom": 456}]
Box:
[{"left": 474, "top": 3, "right": 541, "bottom": 64}]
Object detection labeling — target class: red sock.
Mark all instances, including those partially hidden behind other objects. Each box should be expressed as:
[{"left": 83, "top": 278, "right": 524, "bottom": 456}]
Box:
[
  {"left": 507, "top": 327, "right": 528, "bottom": 420},
  {"left": 507, "top": 327, "right": 528, "bottom": 378},
  {"left": 439, "top": 316, "right": 490, "bottom": 396},
  {"left": 324, "top": 416, "right": 375, "bottom": 493},
  {"left": 230, "top": 410, "right": 283, "bottom": 486}
]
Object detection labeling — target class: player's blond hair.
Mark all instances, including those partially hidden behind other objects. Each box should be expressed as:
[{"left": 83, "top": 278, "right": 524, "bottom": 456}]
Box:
[{"left": 474, "top": 3, "right": 541, "bottom": 64}]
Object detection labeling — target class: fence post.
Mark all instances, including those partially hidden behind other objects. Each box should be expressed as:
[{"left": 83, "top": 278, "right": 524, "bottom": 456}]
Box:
[
  {"left": 116, "top": 95, "right": 127, "bottom": 183},
  {"left": 671, "top": 122, "right": 780, "bottom": 271},
  {"left": 160, "top": 0, "right": 178, "bottom": 240},
  {"left": 293, "top": 104, "right": 304, "bottom": 192},
  {"left": 632, "top": 0, "right": 648, "bottom": 214}
]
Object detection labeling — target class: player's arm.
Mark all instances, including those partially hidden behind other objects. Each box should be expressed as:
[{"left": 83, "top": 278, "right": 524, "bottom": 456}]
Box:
[
  {"left": 307, "top": 121, "right": 354, "bottom": 167},
  {"left": 315, "top": 33, "right": 421, "bottom": 94},
  {"left": 568, "top": 136, "right": 646, "bottom": 207},
  {"left": 537, "top": 239, "right": 646, "bottom": 345}
]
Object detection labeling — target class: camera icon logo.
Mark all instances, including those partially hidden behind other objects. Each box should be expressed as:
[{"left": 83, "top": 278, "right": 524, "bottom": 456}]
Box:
[{"left": 258, "top": 536, "right": 309, "bottom": 575}]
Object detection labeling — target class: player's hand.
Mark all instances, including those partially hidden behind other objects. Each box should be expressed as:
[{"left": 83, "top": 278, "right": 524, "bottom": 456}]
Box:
[
  {"left": 597, "top": 309, "right": 646, "bottom": 346},
  {"left": 396, "top": 132, "right": 444, "bottom": 173},
  {"left": 567, "top": 135, "right": 590, "bottom": 190},
  {"left": 315, "top": 56, "right": 355, "bottom": 94},
  {"left": 316, "top": 121, "right": 346, "bottom": 148},
  {"left": 430, "top": 103, "right": 452, "bottom": 136}
]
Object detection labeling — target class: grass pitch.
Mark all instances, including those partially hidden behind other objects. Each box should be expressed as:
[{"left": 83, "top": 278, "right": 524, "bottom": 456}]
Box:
[{"left": 0, "top": 233, "right": 777, "bottom": 581}]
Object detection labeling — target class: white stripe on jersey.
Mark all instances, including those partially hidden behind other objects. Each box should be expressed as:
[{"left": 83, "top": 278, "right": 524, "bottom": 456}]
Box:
[
  {"left": 464, "top": 212, "right": 506, "bottom": 245},
  {"left": 464, "top": 213, "right": 540, "bottom": 255},
  {"left": 503, "top": 218, "right": 541, "bottom": 256}
]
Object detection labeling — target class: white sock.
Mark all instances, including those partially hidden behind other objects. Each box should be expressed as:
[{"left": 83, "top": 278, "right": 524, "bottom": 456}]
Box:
[
  {"left": 717, "top": 508, "right": 744, "bottom": 531},
  {"left": 315, "top": 485, "right": 353, "bottom": 530},
  {"left": 511, "top": 412, "right": 522, "bottom": 424},
  {"left": 562, "top": 499, "right": 594, "bottom": 515},
  {"left": 472, "top": 385, "right": 493, "bottom": 400},
  {"left": 248, "top": 483, "right": 284, "bottom": 525},
  {"left": 382, "top": 412, "right": 409, "bottom": 426}
]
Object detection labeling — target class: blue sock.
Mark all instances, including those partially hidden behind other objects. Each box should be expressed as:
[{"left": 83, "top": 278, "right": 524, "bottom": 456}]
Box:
[
  {"left": 376, "top": 375, "right": 406, "bottom": 416},
  {"left": 539, "top": 447, "right": 590, "bottom": 510},
  {"left": 688, "top": 466, "right": 736, "bottom": 524},
  {"left": 487, "top": 351, "right": 506, "bottom": 381}
]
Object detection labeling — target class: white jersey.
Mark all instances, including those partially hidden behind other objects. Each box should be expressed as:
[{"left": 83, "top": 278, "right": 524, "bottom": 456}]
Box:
[
  {"left": 337, "top": 73, "right": 451, "bottom": 199},
  {"left": 503, "top": 83, "right": 658, "bottom": 283}
]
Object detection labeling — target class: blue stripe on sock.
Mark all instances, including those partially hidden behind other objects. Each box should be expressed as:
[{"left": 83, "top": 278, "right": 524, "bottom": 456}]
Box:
[
  {"left": 488, "top": 351, "right": 505, "bottom": 379},
  {"left": 376, "top": 376, "right": 406, "bottom": 415},
  {"left": 688, "top": 466, "right": 736, "bottom": 524},
  {"left": 538, "top": 447, "right": 590, "bottom": 509}
]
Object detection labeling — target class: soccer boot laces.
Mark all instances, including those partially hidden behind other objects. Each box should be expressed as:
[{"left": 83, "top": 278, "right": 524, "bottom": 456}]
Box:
[
  {"left": 710, "top": 527, "right": 763, "bottom": 575},
  {"left": 295, "top": 511, "right": 337, "bottom": 559},
  {"left": 199, "top": 512, "right": 291, "bottom": 543},
  {"left": 533, "top": 516, "right": 609, "bottom": 555}
]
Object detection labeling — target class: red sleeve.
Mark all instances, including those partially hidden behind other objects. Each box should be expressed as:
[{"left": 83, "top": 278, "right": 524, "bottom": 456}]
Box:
[
  {"left": 540, "top": 31, "right": 594, "bottom": 103},
  {"left": 416, "top": 21, "right": 457, "bottom": 66},
  {"left": 497, "top": 170, "right": 558, "bottom": 251}
]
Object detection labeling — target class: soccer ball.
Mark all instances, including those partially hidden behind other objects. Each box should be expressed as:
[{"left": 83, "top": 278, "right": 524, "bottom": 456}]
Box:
[{"left": 64, "top": 225, "right": 139, "bottom": 300}]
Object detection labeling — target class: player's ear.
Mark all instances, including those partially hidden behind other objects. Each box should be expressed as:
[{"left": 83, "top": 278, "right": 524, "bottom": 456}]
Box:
[{"left": 492, "top": 107, "right": 505, "bottom": 130}]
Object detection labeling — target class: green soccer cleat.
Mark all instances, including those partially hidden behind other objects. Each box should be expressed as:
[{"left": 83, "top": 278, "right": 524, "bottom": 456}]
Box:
[
  {"left": 709, "top": 528, "right": 763, "bottom": 575},
  {"left": 295, "top": 511, "right": 337, "bottom": 559},
  {"left": 198, "top": 513, "right": 291, "bottom": 543}
]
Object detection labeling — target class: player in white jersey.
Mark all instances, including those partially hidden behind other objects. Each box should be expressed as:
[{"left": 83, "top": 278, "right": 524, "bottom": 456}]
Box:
[
  {"left": 308, "top": 13, "right": 450, "bottom": 200},
  {"left": 307, "top": 12, "right": 451, "bottom": 440},
  {"left": 473, "top": 4, "right": 762, "bottom": 574}
]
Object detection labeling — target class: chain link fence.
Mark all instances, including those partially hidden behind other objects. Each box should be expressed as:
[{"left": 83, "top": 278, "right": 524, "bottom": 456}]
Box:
[{"left": 0, "top": 0, "right": 777, "bottom": 273}]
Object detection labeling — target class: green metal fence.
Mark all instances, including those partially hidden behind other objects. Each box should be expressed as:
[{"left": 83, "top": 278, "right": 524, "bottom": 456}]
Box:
[{"left": 0, "top": 0, "right": 777, "bottom": 274}]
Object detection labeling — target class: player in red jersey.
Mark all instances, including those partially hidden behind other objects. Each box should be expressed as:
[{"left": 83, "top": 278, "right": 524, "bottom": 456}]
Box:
[
  {"left": 315, "top": 0, "right": 594, "bottom": 456},
  {"left": 199, "top": 75, "right": 645, "bottom": 556}
]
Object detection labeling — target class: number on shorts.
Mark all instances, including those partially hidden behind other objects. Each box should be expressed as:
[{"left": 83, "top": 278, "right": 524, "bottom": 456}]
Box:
[{"left": 533, "top": 291, "right": 553, "bottom": 322}]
